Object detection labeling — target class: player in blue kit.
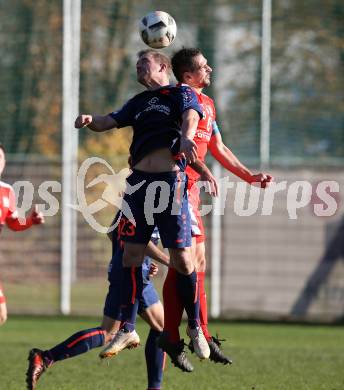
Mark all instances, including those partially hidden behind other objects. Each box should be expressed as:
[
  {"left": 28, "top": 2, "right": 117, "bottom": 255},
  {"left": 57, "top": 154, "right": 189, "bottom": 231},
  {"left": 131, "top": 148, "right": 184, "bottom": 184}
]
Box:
[
  {"left": 74, "top": 49, "right": 211, "bottom": 366},
  {"left": 26, "top": 211, "right": 169, "bottom": 390}
]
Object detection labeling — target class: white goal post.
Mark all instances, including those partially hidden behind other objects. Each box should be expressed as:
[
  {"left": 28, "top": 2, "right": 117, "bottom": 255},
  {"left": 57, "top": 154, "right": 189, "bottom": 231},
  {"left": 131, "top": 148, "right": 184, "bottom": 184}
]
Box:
[{"left": 61, "top": 0, "right": 81, "bottom": 315}]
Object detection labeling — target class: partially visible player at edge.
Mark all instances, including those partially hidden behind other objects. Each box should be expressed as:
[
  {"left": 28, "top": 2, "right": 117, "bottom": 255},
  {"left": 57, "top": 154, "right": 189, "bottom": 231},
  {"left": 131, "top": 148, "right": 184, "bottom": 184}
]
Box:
[
  {"left": 0, "top": 143, "right": 44, "bottom": 326},
  {"left": 160, "top": 48, "right": 273, "bottom": 368},
  {"left": 26, "top": 209, "right": 169, "bottom": 390},
  {"left": 73, "top": 50, "right": 214, "bottom": 367}
]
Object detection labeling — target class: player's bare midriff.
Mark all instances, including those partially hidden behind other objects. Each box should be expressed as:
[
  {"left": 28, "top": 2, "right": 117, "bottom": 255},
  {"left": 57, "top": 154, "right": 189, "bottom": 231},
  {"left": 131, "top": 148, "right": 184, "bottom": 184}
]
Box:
[{"left": 133, "top": 148, "right": 180, "bottom": 173}]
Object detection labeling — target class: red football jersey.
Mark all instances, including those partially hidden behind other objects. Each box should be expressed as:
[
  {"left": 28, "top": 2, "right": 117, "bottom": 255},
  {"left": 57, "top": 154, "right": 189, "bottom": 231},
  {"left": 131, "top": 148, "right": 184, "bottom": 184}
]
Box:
[
  {"left": 0, "top": 181, "right": 17, "bottom": 229},
  {"left": 185, "top": 92, "right": 217, "bottom": 184}
]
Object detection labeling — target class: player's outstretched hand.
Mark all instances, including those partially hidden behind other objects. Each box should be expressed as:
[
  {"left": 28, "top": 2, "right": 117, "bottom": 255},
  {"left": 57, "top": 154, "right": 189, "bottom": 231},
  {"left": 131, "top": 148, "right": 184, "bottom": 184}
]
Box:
[
  {"left": 251, "top": 173, "right": 274, "bottom": 188},
  {"left": 149, "top": 262, "right": 159, "bottom": 277},
  {"left": 75, "top": 114, "right": 93, "bottom": 128},
  {"left": 180, "top": 137, "right": 198, "bottom": 164},
  {"left": 30, "top": 205, "right": 45, "bottom": 225}
]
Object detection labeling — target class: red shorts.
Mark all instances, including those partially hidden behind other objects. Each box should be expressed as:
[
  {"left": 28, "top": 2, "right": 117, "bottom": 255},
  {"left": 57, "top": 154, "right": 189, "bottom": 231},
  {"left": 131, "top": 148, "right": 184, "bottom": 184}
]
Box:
[
  {"left": 0, "top": 282, "right": 6, "bottom": 304},
  {"left": 188, "top": 182, "right": 205, "bottom": 244}
]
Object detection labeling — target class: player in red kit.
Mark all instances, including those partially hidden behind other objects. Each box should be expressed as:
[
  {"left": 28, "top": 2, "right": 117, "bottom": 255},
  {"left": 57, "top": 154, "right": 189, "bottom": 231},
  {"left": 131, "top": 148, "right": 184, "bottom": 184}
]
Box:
[
  {"left": 0, "top": 143, "right": 44, "bottom": 325},
  {"left": 160, "top": 48, "right": 273, "bottom": 368}
]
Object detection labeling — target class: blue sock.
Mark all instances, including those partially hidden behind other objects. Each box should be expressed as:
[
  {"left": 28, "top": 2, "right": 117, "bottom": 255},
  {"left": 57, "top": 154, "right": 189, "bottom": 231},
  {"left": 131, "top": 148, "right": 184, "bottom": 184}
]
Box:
[
  {"left": 145, "top": 329, "right": 164, "bottom": 390},
  {"left": 44, "top": 327, "right": 105, "bottom": 363},
  {"left": 176, "top": 270, "right": 200, "bottom": 329},
  {"left": 120, "top": 266, "right": 143, "bottom": 332}
]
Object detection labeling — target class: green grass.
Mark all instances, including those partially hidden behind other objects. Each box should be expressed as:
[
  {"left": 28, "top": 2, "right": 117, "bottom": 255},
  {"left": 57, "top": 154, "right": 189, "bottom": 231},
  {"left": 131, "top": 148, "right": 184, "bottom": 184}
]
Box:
[{"left": 0, "top": 316, "right": 343, "bottom": 390}]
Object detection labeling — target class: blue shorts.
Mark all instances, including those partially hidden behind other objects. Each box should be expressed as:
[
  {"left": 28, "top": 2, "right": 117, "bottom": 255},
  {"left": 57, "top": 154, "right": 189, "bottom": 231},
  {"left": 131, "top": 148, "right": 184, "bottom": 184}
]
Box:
[
  {"left": 120, "top": 169, "right": 192, "bottom": 248},
  {"left": 103, "top": 273, "right": 160, "bottom": 320}
]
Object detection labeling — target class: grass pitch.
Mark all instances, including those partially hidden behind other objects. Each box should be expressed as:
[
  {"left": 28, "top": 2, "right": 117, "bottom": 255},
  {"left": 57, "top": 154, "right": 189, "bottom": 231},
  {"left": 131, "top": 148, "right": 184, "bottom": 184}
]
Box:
[{"left": 0, "top": 316, "right": 343, "bottom": 390}]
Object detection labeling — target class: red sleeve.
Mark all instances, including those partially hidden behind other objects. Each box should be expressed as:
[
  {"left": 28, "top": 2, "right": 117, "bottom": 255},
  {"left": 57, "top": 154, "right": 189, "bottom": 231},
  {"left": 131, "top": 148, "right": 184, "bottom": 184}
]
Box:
[
  {"left": 6, "top": 216, "right": 33, "bottom": 231},
  {"left": 5, "top": 186, "right": 33, "bottom": 231},
  {"left": 7, "top": 186, "right": 17, "bottom": 216}
]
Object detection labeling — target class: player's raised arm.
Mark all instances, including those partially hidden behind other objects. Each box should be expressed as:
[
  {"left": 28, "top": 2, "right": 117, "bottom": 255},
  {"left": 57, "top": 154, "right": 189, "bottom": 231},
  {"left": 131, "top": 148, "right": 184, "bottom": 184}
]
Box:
[
  {"left": 74, "top": 114, "right": 118, "bottom": 132},
  {"left": 209, "top": 131, "right": 273, "bottom": 188}
]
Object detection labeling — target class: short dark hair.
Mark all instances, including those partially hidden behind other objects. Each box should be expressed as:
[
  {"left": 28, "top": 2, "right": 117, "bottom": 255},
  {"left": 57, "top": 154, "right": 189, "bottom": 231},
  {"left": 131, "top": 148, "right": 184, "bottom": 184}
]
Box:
[
  {"left": 137, "top": 49, "right": 172, "bottom": 74},
  {"left": 171, "top": 48, "right": 203, "bottom": 82},
  {"left": 0, "top": 143, "right": 5, "bottom": 153}
]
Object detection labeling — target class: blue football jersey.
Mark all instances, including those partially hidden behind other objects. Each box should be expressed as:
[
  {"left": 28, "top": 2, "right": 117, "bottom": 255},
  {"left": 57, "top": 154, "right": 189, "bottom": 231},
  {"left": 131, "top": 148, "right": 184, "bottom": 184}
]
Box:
[{"left": 109, "top": 85, "right": 203, "bottom": 166}]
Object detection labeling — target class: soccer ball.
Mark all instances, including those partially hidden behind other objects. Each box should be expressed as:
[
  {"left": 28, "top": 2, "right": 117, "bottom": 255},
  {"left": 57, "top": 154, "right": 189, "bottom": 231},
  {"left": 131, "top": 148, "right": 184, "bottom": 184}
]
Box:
[{"left": 139, "top": 11, "right": 177, "bottom": 49}]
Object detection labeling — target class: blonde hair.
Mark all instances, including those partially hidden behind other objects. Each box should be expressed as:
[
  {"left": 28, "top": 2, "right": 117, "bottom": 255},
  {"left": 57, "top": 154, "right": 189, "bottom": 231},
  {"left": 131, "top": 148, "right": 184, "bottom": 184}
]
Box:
[{"left": 137, "top": 49, "right": 172, "bottom": 75}]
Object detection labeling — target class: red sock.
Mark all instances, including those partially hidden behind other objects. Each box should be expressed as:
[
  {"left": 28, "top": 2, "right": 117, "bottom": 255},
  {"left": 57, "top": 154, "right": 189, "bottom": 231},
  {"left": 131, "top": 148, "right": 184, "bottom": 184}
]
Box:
[
  {"left": 198, "top": 272, "right": 211, "bottom": 341},
  {"left": 163, "top": 268, "right": 184, "bottom": 343}
]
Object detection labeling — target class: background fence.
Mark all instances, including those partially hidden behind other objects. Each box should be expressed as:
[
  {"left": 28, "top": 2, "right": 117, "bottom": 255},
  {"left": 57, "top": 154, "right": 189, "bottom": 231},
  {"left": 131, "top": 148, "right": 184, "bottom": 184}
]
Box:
[
  {"left": 0, "top": 0, "right": 343, "bottom": 320},
  {"left": 217, "top": 169, "right": 344, "bottom": 321}
]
